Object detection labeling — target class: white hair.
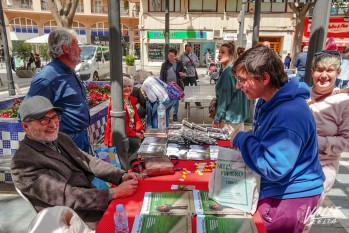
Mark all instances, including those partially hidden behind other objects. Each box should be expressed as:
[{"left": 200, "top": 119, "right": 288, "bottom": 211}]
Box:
[
  {"left": 123, "top": 76, "right": 134, "bottom": 87},
  {"left": 48, "top": 28, "right": 77, "bottom": 58}
]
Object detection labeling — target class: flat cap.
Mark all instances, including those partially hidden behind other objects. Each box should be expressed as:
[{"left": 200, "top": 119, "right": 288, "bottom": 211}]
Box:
[{"left": 18, "top": 96, "right": 62, "bottom": 121}]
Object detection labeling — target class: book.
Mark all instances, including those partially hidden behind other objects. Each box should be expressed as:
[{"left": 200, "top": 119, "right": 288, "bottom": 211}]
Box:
[
  {"left": 132, "top": 215, "right": 192, "bottom": 233},
  {"left": 193, "top": 190, "right": 245, "bottom": 215},
  {"left": 144, "top": 128, "right": 167, "bottom": 138},
  {"left": 196, "top": 215, "right": 258, "bottom": 233},
  {"left": 140, "top": 192, "right": 195, "bottom": 215}
]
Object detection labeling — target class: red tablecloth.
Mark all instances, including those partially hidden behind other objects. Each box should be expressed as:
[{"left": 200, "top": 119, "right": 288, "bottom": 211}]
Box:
[{"left": 96, "top": 160, "right": 266, "bottom": 233}]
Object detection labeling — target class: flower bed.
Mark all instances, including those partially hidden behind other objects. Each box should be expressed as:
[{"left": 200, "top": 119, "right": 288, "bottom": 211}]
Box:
[{"left": 0, "top": 81, "right": 111, "bottom": 183}]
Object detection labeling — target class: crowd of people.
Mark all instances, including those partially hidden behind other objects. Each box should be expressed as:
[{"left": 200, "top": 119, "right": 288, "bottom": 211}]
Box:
[{"left": 10, "top": 27, "right": 349, "bottom": 232}]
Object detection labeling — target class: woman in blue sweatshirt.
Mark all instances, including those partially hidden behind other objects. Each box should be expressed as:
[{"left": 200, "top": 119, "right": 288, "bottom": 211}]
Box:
[{"left": 231, "top": 45, "right": 325, "bottom": 233}]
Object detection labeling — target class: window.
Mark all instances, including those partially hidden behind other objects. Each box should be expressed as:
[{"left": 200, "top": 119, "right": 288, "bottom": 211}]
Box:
[
  {"left": 9, "top": 18, "right": 38, "bottom": 33},
  {"left": 149, "top": 0, "right": 180, "bottom": 12},
  {"left": 189, "top": 0, "right": 217, "bottom": 12},
  {"left": 260, "top": 2, "right": 286, "bottom": 13},
  {"left": 91, "top": 22, "right": 128, "bottom": 37},
  {"left": 226, "top": 0, "right": 242, "bottom": 12},
  {"left": 43, "top": 21, "right": 85, "bottom": 35},
  {"left": 43, "top": 21, "right": 57, "bottom": 34}
]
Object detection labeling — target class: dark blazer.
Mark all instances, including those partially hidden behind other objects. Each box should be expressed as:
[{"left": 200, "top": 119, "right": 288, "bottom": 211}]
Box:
[
  {"left": 11, "top": 133, "right": 125, "bottom": 230},
  {"left": 160, "top": 59, "right": 184, "bottom": 89}
]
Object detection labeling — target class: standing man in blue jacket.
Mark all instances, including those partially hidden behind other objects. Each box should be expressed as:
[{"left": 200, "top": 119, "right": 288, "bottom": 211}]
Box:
[
  {"left": 294, "top": 46, "right": 308, "bottom": 82},
  {"left": 25, "top": 28, "right": 90, "bottom": 153}
]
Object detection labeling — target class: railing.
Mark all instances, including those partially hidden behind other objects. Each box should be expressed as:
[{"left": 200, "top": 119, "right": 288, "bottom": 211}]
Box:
[
  {"left": 41, "top": 1, "right": 84, "bottom": 13},
  {"left": 2, "top": 0, "right": 33, "bottom": 10},
  {"left": 91, "top": 5, "right": 129, "bottom": 16}
]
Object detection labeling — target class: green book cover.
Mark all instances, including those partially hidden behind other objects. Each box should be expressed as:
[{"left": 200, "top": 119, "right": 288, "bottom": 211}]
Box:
[
  {"left": 193, "top": 190, "right": 245, "bottom": 215},
  {"left": 140, "top": 192, "right": 195, "bottom": 215},
  {"left": 132, "top": 215, "right": 192, "bottom": 233},
  {"left": 196, "top": 215, "right": 257, "bottom": 233}
]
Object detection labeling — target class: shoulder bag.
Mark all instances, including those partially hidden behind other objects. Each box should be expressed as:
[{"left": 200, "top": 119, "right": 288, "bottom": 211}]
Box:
[{"left": 154, "top": 77, "right": 184, "bottom": 100}]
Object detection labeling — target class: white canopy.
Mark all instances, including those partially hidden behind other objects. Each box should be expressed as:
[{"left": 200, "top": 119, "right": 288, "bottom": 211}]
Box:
[{"left": 25, "top": 34, "right": 49, "bottom": 44}]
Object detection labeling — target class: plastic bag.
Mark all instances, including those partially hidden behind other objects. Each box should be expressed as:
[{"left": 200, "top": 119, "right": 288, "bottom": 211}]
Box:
[
  {"left": 91, "top": 147, "right": 120, "bottom": 189},
  {"left": 208, "top": 147, "right": 261, "bottom": 214}
]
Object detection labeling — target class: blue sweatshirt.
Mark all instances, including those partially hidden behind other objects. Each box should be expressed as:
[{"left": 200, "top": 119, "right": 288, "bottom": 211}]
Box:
[{"left": 233, "top": 78, "right": 324, "bottom": 200}]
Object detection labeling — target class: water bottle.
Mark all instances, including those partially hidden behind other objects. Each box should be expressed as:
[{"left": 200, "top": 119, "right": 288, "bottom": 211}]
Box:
[
  {"left": 157, "top": 101, "right": 166, "bottom": 130},
  {"left": 114, "top": 204, "right": 129, "bottom": 233}
]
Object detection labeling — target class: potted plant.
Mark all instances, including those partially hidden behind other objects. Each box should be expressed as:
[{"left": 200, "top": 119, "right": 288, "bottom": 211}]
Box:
[
  {"left": 11, "top": 41, "right": 34, "bottom": 78},
  {"left": 125, "top": 54, "right": 136, "bottom": 75}
]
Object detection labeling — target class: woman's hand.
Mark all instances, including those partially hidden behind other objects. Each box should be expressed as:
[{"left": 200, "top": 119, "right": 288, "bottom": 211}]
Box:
[
  {"left": 212, "top": 121, "right": 220, "bottom": 128},
  {"left": 179, "top": 72, "right": 186, "bottom": 77},
  {"left": 135, "top": 132, "right": 144, "bottom": 140}
]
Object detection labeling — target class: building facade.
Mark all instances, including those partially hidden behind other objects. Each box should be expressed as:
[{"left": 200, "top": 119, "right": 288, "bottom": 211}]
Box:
[
  {"left": 134, "top": 0, "right": 295, "bottom": 68},
  {"left": 2, "top": 0, "right": 141, "bottom": 57}
]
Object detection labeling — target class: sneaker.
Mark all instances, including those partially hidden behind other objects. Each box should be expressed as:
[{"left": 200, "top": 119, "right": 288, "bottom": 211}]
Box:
[{"left": 173, "top": 115, "right": 178, "bottom": 121}]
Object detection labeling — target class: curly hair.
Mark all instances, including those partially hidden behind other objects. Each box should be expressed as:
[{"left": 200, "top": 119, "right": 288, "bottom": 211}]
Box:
[
  {"left": 232, "top": 45, "right": 288, "bottom": 89},
  {"left": 48, "top": 28, "right": 77, "bottom": 58}
]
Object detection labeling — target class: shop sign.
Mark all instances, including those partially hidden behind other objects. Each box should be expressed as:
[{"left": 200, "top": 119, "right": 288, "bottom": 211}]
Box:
[
  {"left": 304, "top": 17, "right": 349, "bottom": 38},
  {"left": 223, "top": 32, "right": 235, "bottom": 41},
  {"left": 91, "top": 35, "right": 129, "bottom": 45},
  {"left": 147, "top": 31, "right": 206, "bottom": 39}
]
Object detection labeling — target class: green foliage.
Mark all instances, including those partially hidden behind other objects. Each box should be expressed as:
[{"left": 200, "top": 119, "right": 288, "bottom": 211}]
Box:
[
  {"left": 125, "top": 54, "right": 135, "bottom": 66},
  {"left": 39, "top": 44, "right": 50, "bottom": 62},
  {"left": 11, "top": 41, "right": 32, "bottom": 68}
]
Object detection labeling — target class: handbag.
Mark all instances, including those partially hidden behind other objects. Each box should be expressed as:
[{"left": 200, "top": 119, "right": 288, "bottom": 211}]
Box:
[
  {"left": 139, "top": 155, "right": 178, "bottom": 177},
  {"left": 208, "top": 98, "right": 217, "bottom": 119},
  {"left": 154, "top": 78, "right": 184, "bottom": 100}
]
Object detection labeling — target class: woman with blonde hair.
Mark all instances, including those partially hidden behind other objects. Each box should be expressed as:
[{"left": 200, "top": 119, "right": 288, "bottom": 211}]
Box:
[{"left": 212, "top": 41, "right": 249, "bottom": 134}]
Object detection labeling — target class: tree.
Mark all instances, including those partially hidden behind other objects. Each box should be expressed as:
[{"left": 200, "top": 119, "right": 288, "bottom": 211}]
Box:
[
  {"left": 47, "top": 0, "right": 79, "bottom": 28},
  {"left": 288, "top": 2, "right": 315, "bottom": 66}
]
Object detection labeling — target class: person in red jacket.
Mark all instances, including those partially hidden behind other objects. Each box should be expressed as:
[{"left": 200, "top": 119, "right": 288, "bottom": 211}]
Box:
[{"left": 104, "top": 76, "right": 144, "bottom": 170}]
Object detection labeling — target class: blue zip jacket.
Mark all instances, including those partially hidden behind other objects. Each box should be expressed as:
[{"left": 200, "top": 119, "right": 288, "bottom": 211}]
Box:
[
  {"left": 25, "top": 59, "right": 90, "bottom": 134},
  {"left": 233, "top": 78, "right": 324, "bottom": 200}
]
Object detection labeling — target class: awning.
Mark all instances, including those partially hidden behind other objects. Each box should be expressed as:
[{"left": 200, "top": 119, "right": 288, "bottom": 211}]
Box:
[{"left": 24, "top": 34, "right": 49, "bottom": 44}]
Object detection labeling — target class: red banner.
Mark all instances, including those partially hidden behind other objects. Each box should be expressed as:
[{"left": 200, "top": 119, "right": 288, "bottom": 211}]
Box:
[{"left": 304, "top": 17, "right": 349, "bottom": 38}]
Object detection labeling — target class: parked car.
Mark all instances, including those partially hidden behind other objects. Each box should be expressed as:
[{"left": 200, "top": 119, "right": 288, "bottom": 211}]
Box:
[{"left": 75, "top": 45, "right": 110, "bottom": 81}]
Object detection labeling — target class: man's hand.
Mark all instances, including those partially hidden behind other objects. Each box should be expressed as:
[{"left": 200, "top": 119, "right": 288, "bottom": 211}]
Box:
[
  {"left": 135, "top": 132, "right": 144, "bottom": 140},
  {"left": 111, "top": 179, "right": 139, "bottom": 199},
  {"left": 179, "top": 72, "right": 186, "bottom": 77},
  {"left": 230, "top": 123, "right": 244, "bottom": 149},
  {"left": 122, "top": 172, "right": 142, "bottom": 182}
]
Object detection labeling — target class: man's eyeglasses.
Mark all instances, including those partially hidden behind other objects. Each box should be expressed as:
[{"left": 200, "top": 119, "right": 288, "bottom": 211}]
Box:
[{"left": 26, "top": 115, "right": 61, "bottom": 126}]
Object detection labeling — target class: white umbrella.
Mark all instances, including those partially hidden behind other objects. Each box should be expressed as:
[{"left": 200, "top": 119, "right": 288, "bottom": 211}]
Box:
[{"left": 24, "top": 34, "right": 49, "bottom": 44}]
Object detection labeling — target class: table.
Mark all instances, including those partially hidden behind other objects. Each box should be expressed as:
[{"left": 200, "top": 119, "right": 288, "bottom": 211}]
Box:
[
  {"left": 96, "top": 160, "right": 266, "bottom": 233},
  {"left": 183, "top": 85, "right": 215, "bottom": 123}
]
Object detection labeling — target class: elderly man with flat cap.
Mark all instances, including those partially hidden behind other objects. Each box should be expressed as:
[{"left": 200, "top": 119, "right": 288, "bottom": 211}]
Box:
[{"left": 11, "top": 96, "right": 141, "bottom": 230}]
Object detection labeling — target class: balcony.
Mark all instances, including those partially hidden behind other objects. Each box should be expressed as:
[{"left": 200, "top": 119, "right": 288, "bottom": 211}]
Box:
[
  {"left": 2, "top": 0, "right": 33, "bottom": 10},
  {"left": 40, "top": 1, "right": 84, "bottom": 13},
  {"left": 91, "top": 5, "right": 130, "bottom": 16}
]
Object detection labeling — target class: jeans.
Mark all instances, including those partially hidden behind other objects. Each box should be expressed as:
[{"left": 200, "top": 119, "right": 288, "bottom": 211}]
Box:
[
  {"left": 172, "top": 100, "right": 179, "bottom": 117},
  {"left": 146, "top": 97, "right": 176, "bottom": 128},
  {"left": 335, "top": 79, "right": 349, "bottom": 88},
  {"left": 297, "top": 71, "right": 305, "bottom": 82},
  {"left": 65, "top": 130, "right": 90, "bottom": 153}
]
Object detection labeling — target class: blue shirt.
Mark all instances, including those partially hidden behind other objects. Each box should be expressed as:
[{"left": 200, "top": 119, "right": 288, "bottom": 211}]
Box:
[
  {"left": 25, "top": 59, "right": 90, "bottom": 134},
  {"left": 294, "top": 52, "right": 308, "bottom": 71},
  {"left": 233, "top": 78, "right": 324, "bottom": 200}
]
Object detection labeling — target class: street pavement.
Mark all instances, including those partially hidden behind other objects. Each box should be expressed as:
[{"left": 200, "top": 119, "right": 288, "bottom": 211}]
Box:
[{"left": 0, "top": 63, "right": 349, "bottom": 232}]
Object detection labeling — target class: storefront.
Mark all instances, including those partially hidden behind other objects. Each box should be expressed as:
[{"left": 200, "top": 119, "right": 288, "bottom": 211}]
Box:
[
  {"left": 145, "top": 30, "right": 217, "bottom": 67},
  {"left": 303, "top": 16, "right": 349, "bottom": 51}
]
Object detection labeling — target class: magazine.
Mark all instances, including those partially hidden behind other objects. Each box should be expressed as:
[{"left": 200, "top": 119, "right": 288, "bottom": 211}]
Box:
[
  {"left": 193, "top": 190, "right": 244, "bottom": 215},
  {"left": 196, "top": 215, "right": 258, "bottom": 233},
  {"left": 140, "top": 192, "right": 195, "bottom": 215},
  {"left": 132, "top": 215, "right": 192, "bottom": 233}
]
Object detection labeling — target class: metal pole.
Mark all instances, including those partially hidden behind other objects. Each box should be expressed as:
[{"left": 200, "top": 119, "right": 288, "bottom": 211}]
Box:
[
  {"left": 304, "top": 0, "right": 331, "bottom": 86},
  {"left": 0, "top": 2, "right": 16, "bottom": 96},
  {"left": 238, "top": 0, "right": 246, "bottom": 47},
  {"left": 252, "top": 0, "right": 262, "bottom": 47},
  {"left": 108, "top": 0, "right": 128, "bottom": 170},
  {"left": 165, "top": 0, "right": 169, "bottom": 56}
]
